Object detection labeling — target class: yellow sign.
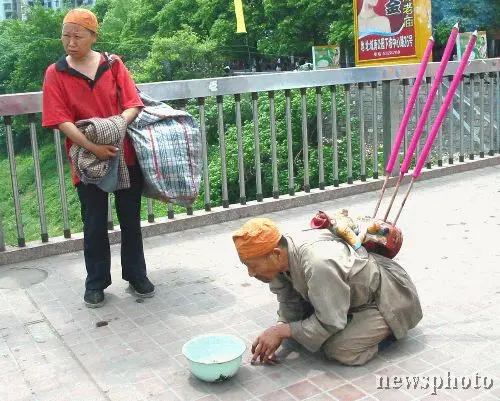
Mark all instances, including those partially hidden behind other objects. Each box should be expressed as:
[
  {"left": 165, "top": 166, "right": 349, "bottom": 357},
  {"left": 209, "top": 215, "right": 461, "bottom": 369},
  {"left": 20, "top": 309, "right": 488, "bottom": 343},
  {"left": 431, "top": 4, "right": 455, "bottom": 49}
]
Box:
[
  {"left": 234, "top": 0, "right": 247, "bottom": 33},
  {"left": 353, "top": 0, "right": 432, "bottom": 66}
]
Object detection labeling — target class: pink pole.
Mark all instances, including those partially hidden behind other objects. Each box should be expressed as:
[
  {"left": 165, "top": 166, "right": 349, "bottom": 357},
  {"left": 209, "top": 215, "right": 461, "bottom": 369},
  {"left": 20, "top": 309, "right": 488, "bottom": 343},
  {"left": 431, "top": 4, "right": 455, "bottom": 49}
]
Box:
[
  {"left": 391, "top": 32, "right": 478, "bottom": 226},
  {"left": 385, "top": 36, "right": 435, "bottom": 175},
  {"left": 413, "top": 32, "right": 478, "bottom": 178},
  {"left": 399, "top": 23, "right": 459, "bottom": 176},
  {"left": 373, "top": 37, "right": 434, "bottom": 219},
  {"left": 381, "top": 23, "right": 459, "bottom": 222}
]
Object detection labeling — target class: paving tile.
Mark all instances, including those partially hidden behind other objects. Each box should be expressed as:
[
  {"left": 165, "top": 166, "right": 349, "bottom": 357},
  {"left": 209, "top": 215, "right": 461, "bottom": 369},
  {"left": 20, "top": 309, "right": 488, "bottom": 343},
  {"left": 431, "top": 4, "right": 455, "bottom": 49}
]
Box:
[
  {"left": 486, "top": 364, "right": 500, "bottom": 381},
  {"left": 418, "top": 391, "right": 459, "bottom": 401},
  {"left": 310, "top": 371, "right": 347, "bottom": 391},
  {"left": 328, "top": 384, "right": 367, "bottom": 401},
  {"left": 451, "top": 387, "right": 488, "bottom": 401},
  {"left": 109, "top": 317, "right": 140, "bottom": 333},
  {"left": 234, "top": 364, "right": 265, "bottom": 384},
  {"left": 207, "top": 380, "right": 254, "bottom": 401},
  {"left": 135, "top": 377, "right": 170, "bottom": 398},
  {"left": 351, "top": 373, "right": 382, "bottom": 394},
  {"left": 286, "top": 380, "right": 322, "bottom": 400},
  {"left": 106, "top": 385, "right": 147, "bottom": 401},
  {"left": 373, "top": 364, "right": 410, "bottom": 377},
  {"left": 259, "top": 389, "right": 297, "bottom": 401},
  {"left": 377, "top": 345, "right": 413, "bottom": 364},
  {"left": 169, "top": 380, "right": 212, "bottom": 401},
  {"left": 395, "top": 357, "right": 433, "bottom": 375},
  {"left": 267, "top": 366, "right": 305, "bottom": 388},
  {"left": 487, "top": 386, "right": 500, "bottom": 398},
  {"left": 372, "top": 389, "right": 413, "bottom": 401},
  {"left": 240, "top": 375, "right": 280, "bottom": 397},
  {"left": 470, "top": 394, "right": 498, "bottom": 401},
  {"left": 436, "top": 340, "right": 469, "bottom": 360},
  {"left": 417, "top": 349, "right": 455, "bottom": 367},
  {"left": 305, "top": 394, "right": 335, "bottom": 400},
  {"left": 330, "top": 365, "right": 371, "bottom": 381},
  {"left": 146, "top": 390, "right": 182, "bottom": 400},
  {"left": 193, "top": 395, "right": 219, "bottom": 401}
]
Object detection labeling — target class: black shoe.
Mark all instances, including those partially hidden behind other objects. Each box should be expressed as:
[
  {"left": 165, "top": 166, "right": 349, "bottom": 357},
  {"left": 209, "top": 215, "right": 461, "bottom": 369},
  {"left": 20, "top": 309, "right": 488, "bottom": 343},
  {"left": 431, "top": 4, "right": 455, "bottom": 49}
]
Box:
[
  {"left": 84, "top": 289, "right": 105, "bottom": 308},
  {"left": 129, "top": 277, "right": 155, "bottom": 298}
]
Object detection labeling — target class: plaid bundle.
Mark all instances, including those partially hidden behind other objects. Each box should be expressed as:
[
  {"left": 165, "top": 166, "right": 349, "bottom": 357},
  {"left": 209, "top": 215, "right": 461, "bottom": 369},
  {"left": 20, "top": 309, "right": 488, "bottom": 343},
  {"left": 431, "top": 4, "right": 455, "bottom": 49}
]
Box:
[
  {"left": 127, "top": 92, "right": 202, "bottom": 207},
  {"left": 70, "top": 116, "right": 130, "bottom": 190}
]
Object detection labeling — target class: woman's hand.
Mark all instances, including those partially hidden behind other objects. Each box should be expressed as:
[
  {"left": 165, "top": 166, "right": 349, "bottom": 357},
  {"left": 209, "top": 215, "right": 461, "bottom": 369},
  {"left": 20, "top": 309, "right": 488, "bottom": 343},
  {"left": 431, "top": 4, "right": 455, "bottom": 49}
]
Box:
[
  {"left": 251, "top": 323, "right": 292, "bottom": 364},
  {"left": 90, "top": 144, "right": 119, "bottom": 160},
  {"left": 58, "top": 122, "right": 118, "bottom": 160}
]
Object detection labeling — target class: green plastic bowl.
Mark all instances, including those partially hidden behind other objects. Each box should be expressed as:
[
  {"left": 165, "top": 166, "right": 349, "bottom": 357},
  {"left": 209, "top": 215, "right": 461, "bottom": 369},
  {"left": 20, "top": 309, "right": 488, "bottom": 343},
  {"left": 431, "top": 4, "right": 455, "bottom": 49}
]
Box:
[{"left": 182, "top": 334, "right": 246, "bottom": 382}]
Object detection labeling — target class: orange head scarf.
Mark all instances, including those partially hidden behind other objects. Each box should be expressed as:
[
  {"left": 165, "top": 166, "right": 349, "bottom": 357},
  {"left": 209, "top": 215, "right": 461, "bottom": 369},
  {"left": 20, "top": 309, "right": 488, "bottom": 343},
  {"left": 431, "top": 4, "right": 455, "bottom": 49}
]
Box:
[
  {"left": 63, "top": 8, "right": 99, "bottom": 33},
  {"left": 232, "top": 218, "right": 281, "bottom": 260}
]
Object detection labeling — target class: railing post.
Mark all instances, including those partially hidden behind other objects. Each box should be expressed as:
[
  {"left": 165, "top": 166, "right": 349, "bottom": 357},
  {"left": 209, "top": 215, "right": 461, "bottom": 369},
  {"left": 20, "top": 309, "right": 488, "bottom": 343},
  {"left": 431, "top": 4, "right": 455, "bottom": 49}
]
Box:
[
  {"left": 0, "top": 209, "right": 5, "bottom": 252},
  {"left": 268, "top": 91, "right": 279, "bottom": 199},
  {"left": 358, "top": 83, "right": 366, "bottom": 181},
  {"left": 54, "top": 129, "right": 71, "bottom": 238},
  {"left": 5, "top": 116, "right": 25, "bottom": 247},
  {"left": 28, "top": 114, "right": 48, "bottom": 243},
  {"left": 147, "top": 199, "right": 155, "bottom": 223},
  {"left": 251, "top": 92, "right": 263, "bottom": 202},
  {"left": 371, "top": 82, "right": 379, "bottom": 179},
  {"left": 469, "top": 74, "right": 475, "bottom": 160},
  {"left": 217, "top": 95, "right": 229, "bottom": 208},
  {"left": 316, "top": 87, "right": 325, "bottom": 189},
  {"left": 300, "top": 88, "right": 310, "bottom": 192},
  {"left": 234, "top": 93, "right": 247, "bottom": 205},
  {"left": 425, "top": 77, "right": 432, "bottom": 169},
  {"left": 197, "top": 97, "right": 211, "bottom": 211},
  {"left": 285, "top": 89, "right": 295, "bottom": 195},
  {"left": 479, "top": 73, "right": 485, "bottom": 158},
  {"left": 489, "top": 72, "right": 495, "bottom": 156},
  {"left": 459, "top": 77, "right": 465, "bottom": 162},
  {"left": 382, "top": 80, "right": 401, "bottom": 175},
  {"left": 344, "top": 84, "right": 353, "bottom": 184}
]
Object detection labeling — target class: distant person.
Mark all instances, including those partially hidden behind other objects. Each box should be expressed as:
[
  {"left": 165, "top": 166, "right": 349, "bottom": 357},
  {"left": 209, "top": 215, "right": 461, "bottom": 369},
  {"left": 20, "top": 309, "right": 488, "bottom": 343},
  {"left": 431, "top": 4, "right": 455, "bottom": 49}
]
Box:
[
  {"left": 42, "top": 9, "right": 155, "bottom": 308},
  {"left": 358, "top": 0, "right": 391, "bottom": 38},
  {"left": 478, "top": 36, "right": 487, "bottom": 59},
  {"left": 331, "top": 48, "right": 340, "bottom": 67}
]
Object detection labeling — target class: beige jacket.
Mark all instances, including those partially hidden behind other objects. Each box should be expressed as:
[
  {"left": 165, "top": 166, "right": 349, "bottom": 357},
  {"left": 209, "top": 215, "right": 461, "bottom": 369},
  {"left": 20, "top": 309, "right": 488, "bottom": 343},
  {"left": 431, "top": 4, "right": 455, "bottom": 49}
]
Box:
[{"left": 269, "top": 230, "right": 422, "bottom": 352}]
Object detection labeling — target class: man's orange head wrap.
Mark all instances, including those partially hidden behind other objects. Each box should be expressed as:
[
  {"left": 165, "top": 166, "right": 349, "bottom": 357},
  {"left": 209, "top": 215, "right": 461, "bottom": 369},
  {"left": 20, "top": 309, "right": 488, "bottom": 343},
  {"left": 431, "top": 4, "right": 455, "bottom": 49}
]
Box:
[
  {"left": 63, "top": 8, "right": 98, "bottom": 33},
  {"left": 232, "top": 218, "right": 281, "bottom": 260}
]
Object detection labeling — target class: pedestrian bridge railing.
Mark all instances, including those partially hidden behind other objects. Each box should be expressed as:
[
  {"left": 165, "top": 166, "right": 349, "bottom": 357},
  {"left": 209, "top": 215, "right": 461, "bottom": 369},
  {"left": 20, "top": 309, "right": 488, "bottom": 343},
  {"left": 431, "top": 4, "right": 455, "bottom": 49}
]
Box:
[{"left": 0, "top": 59, "right": 499, "bottom": 262}]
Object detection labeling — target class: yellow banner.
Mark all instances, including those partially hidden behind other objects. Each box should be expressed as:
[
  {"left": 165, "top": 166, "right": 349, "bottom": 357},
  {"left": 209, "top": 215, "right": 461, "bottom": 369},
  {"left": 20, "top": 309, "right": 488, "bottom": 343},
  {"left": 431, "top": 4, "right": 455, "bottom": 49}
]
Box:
[{"left": 234, "top": 0, "right": 247, "bottom": 33}]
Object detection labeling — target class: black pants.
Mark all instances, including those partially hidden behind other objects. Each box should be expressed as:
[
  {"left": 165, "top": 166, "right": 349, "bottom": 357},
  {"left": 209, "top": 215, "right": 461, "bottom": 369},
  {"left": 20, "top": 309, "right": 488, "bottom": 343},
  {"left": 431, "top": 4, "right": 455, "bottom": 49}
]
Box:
[{"left": 77, "top": 165, "right": 147, "bottom": 290}]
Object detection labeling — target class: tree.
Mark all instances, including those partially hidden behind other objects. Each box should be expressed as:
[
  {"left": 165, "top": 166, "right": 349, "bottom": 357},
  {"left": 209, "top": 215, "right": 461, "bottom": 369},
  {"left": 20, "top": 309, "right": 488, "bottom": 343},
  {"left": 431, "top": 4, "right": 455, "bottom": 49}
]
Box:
[
  {"left": 0, "top": 6, "right": 63, "bottom": 93},
  {"left": 134, "top": 25, "right": 223, "bottom": 82},
  {"left": 259, "top": 0, "right": 337, "bottom": 57},
  {"left": 432, "top": 0, "right": 499, "bottom": 46}
]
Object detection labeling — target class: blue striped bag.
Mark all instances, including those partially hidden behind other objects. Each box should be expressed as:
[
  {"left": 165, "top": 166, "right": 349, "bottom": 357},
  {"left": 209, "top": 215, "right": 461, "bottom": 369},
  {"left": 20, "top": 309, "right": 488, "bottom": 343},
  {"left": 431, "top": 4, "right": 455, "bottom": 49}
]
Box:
[{"left": 127, "top": 92, "right": 202, "bottom": 207}]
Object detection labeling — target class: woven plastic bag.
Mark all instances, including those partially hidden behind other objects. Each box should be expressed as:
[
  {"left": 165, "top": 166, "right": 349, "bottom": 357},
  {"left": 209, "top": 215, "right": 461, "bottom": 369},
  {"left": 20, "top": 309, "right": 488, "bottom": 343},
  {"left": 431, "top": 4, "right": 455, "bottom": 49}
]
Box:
[{"left": 127, "top": 92, "right": 202, "bottom": 207}]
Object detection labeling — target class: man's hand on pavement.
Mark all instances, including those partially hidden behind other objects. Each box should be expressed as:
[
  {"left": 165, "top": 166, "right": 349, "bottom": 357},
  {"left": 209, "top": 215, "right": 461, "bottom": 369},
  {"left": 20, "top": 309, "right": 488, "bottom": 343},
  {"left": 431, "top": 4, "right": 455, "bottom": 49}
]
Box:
[{"left": 251, "top": 323, "right": 292, "bottom": 364}]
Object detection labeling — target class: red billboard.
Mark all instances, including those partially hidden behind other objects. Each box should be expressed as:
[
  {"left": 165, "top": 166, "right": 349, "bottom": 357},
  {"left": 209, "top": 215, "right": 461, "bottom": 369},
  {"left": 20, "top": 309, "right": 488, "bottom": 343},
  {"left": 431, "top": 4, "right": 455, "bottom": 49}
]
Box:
[{"left": 355, "top": 0, "right": 417, "bottom": 63}]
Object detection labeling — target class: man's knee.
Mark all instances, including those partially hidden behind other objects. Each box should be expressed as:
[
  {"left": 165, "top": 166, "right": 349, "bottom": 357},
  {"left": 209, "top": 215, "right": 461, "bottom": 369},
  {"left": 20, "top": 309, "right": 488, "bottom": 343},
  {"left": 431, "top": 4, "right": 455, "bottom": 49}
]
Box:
[{"left": 324, "top": 344, "right": 378, "bottom": 366}]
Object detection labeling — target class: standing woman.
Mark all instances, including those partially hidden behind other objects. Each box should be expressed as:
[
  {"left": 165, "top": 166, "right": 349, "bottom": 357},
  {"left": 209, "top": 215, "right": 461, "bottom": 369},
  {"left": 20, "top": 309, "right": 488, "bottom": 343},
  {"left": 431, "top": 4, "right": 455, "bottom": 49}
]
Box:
[{"left": 42, "top": 9, "right": 155, "bottom": 308}]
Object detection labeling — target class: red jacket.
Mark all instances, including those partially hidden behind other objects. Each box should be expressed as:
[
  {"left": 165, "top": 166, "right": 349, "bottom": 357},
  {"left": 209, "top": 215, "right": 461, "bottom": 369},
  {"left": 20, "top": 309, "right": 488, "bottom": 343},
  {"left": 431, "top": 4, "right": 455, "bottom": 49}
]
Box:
[{"left": 42, "top": 53, "right": 143, "bottom": 186}]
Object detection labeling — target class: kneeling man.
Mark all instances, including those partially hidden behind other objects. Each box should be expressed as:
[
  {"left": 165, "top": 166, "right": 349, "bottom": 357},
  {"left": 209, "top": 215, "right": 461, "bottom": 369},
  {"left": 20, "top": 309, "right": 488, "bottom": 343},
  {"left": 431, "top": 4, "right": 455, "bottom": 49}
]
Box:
[{"left": 232, "top": 218, "right": 422, "bottom": 366}]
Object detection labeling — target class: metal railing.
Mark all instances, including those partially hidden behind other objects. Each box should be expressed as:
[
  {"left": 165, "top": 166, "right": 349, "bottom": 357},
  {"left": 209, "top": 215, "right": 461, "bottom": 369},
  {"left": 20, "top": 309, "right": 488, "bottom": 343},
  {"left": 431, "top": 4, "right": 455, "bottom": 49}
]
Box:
[{"left": 0, "top": 59, "right": 499, "bottom": 253}]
